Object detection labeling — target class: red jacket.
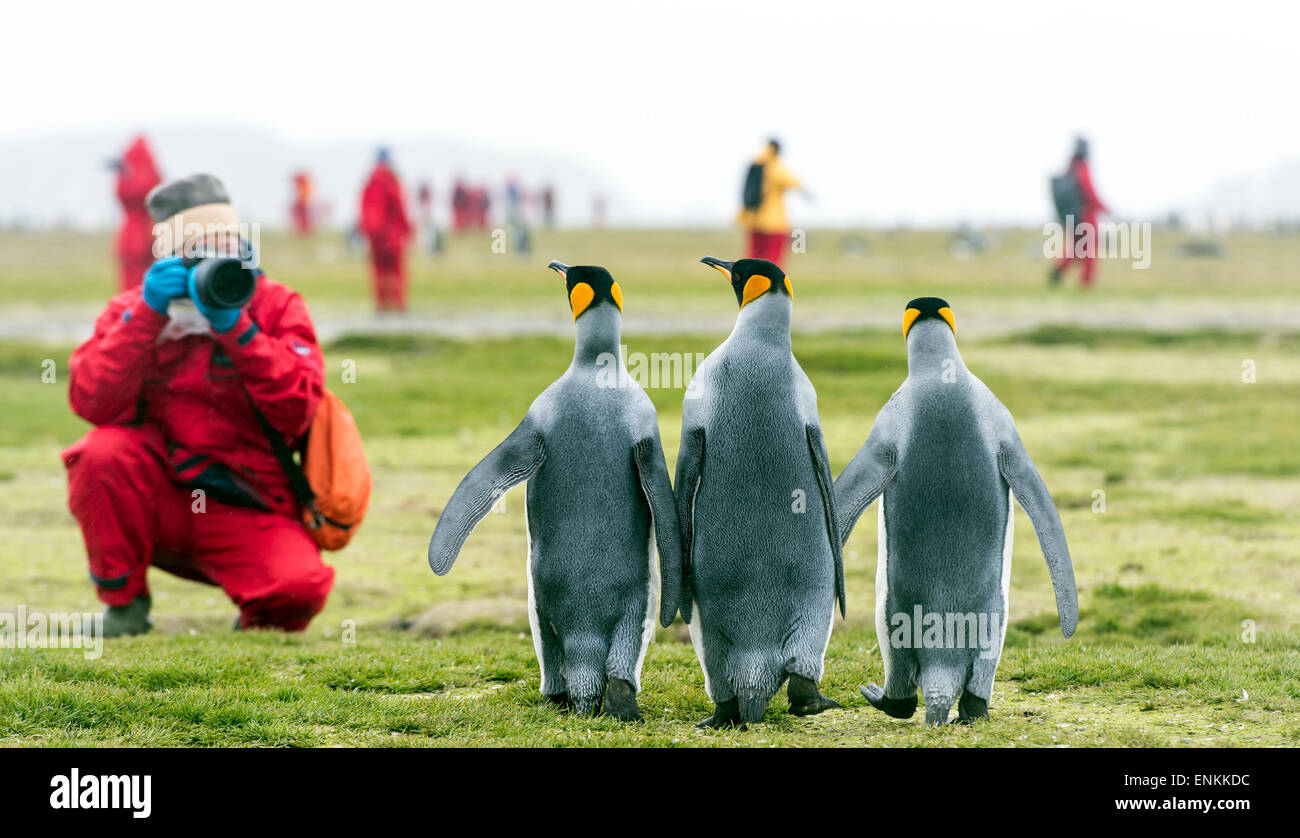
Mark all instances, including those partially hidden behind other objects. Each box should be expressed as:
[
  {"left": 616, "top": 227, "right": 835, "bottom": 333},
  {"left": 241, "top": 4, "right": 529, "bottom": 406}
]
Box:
[
  {"left": 360, "top": 164, "right": 411, "bottom": 249},
  {"left": 115, "top": 136, "right": 162, "bottom": 262},
  {"left": 65, "top": 279, "right": 325, "bottom": 517},
  {"left": 1070, "top": 158, "right": 1108, "bottom": 220}
]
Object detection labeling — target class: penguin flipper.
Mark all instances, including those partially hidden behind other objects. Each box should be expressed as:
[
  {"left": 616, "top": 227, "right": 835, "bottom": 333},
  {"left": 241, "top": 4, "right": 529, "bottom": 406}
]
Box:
[
  {"left": 998, "top": 438, "right": 1079, "bottom": 638},
  {"left": 806, "top": 425, "right": 846, "bottom": 618},
  {"left": 633, "top": 436, "right": 683, "bottom": 628},
  {"left": 672, "top": 426, "right": 706, "bottom": 624},
  {"left": 427, "top": 421, "right": 546, "bottom": 576},
  {"left": 832, "top": 424, "right": 897, "bottom": 546}
]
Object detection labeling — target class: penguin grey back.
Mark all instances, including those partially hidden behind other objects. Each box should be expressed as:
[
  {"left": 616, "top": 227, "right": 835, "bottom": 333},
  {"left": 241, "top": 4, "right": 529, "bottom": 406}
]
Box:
[
  {"left": 675, "top": 257, "right": 844, "bottom": 726},
  {"left": 835, "top": 298, "right": 1078, "bottom": 725}
]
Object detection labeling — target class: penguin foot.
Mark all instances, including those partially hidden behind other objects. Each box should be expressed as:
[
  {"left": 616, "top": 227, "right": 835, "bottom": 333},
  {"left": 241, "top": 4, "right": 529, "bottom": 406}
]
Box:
[
  {"left": 544, "top": 691, "right": 571, "bottom": 710},
  {"left": 924, "top": 704, "right": 952, "bottom": 727},
  {"left": 955, "top": 692, "right": 989, "bottom": 724},
  {"left": 696, "top": 698, "right": 742, "bottom": 729},
  {"left": 787, "top": 674, "right": 840, "bottom": 716},
  {"left": 603, "top": 678, "right": 643, "bottom": 722},
  {"left": 859, "top": 683, "right": 919, "bottom": 719}
]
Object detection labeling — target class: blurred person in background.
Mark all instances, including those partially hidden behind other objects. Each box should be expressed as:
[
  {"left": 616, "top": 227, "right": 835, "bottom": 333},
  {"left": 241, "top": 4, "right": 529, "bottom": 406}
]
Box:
[
  {"left": 504, "top": 176, "right": 531, "bottom": 256},
  {"left": 108, "top": 135, "right": 162, "bottom": 291},
  {"left": 541, "top": 184, "right": 555, "bottom": 228},
  {"left": 1050, "top": 136, "right": 1109, "bottom": 288},
  {"left": 290, "top": 170, "right": 315, "bottom": 236},
  {"left": 359, "top": 148, "right": 412, "bottom": 312},
  {"left": 416, "top": 181, "right": 443, "bottom": 253},
  {"left": 473, "top": 185, "right": 491, "bottom": 230},
  {"left": 63, "top": 174, "right": 334, "bottom": 636},
  {"left": 451, "top": 177, "right": 469, "bottom": 232},
  {"left": 417, "top": 181, "right": 433, "bottom": 231},
  {"left": 737, "top": 138, "right": 804, "bottom": 266}
]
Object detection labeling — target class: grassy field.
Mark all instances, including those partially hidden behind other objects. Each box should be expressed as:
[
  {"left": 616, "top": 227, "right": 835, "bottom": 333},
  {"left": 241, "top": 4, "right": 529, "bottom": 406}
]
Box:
[{"left": 1, "top": 227, "right": 1298, "bottom": 746}]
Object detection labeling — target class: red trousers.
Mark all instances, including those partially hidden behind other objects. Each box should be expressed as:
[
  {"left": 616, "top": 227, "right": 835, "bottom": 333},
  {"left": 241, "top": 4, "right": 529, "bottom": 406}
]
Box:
[
  {"left": 1055, "top": 213, "right": 1100, "bottom": 287},
  {"left": 369, "top": 243, "right": 408, "bottom": 311},
  {"left": 1055, "top": 251, "right": 1098, "bottom": 286},
  {"left": 64, "top": 425, "right": 334, "bottom": 631},
  {"left": 747, "top": 230, "right": 787, "bottom": 266}
]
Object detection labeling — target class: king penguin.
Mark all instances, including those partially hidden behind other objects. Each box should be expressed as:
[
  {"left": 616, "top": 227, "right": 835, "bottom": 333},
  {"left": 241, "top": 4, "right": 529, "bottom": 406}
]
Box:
[
  {"left": 674, "top": 256, "right": 844, "bottom": 727},
  {"left": 426, "top": 262, "right": 682, "bottom": 721},
  {"left": 834, "top": 297, "right": 1079, "bottom": 725}
]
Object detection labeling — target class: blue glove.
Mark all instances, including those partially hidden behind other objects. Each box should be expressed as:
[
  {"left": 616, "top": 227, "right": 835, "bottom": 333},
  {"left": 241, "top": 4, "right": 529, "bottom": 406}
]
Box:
[
  {"left": 187, "top": 265, "right": 242, "bottom": 333},
  {"left": 142, "top": 257, "right": 190, "bottom": 315}
]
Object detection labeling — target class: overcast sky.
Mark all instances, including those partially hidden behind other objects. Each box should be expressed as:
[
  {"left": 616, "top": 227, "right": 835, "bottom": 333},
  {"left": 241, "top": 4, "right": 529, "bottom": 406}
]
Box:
[{"left": 3, "top": 0, "right": 1297, "bottom": 226}]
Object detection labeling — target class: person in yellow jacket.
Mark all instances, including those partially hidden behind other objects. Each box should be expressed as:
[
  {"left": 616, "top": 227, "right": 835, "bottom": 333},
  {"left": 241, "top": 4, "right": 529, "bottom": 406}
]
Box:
[{"left": 737, "top": 139, "right": 803, "bottom": 265}]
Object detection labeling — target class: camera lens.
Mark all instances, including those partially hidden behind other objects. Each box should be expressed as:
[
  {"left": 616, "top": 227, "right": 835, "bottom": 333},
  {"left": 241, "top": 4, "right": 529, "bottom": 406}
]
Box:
[
  {"left": 208, "top": 262, "right": 251, "bottom": 307},
  {"left": 192, "top": 258, "right": 257, "bottom": 309}
]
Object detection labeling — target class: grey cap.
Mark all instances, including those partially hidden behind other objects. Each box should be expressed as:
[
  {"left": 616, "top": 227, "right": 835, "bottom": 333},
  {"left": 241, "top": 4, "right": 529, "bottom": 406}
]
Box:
[{"left": 146, "top": 173, "right": 231, "bottom": 222}]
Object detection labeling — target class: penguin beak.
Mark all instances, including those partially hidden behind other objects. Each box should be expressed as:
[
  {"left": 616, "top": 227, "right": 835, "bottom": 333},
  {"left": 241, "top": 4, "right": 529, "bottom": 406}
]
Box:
[
  {"left": 700, "top": 256, "right": 734, "bottom": 279},
  {"left": 547, "top": 260, "right": 570, "bottom": 280}
]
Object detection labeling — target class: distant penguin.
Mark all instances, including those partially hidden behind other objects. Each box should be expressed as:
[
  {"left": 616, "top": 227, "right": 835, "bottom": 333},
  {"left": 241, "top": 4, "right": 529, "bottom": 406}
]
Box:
[
  {"left": 834, "top": 297, "right": 1079, "bottom": 726},
  {"left": 675, "top": 256, "right": 844, "bottom": 727},
  {"left": 427, "top": 261, "right": 682, "bottom": 720}
]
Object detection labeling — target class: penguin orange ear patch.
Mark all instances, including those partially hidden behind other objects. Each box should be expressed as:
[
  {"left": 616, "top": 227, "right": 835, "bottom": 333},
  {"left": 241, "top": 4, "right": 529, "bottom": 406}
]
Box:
[
  {"left": 740, "top": 276, "right": 771, "bottom": 308},
  {"left": 569, "top": 283, "right": 595, "bottom": 320},
  {"left": 902, "top": 307, "right": 921, "bottom": 338},
  {"left": 938, "top": 306, "right": 955, "bottom": 333},
  {"left": 784, "top": 276, "right": 793, "bottom": 297},
  {"left": 610, "top": 281, "right": 624, "bottom": 312}
]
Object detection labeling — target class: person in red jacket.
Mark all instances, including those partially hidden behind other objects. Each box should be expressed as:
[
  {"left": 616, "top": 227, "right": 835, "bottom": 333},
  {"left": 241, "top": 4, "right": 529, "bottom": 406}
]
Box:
[
  {"left": 110, "top": 135, "right": 162, "bottom": 291},
  {"left": 359, "top": 148, "right": 413, "bottom": 311},
  {"left": 1051, "top": 137, "right": 1109, "bottom": 288},
  {"left": 290, "top": 170, "right": 314, "bottom": 236},
  {"left": 63, "top": 174, "right": 334, "bottom": 637}
]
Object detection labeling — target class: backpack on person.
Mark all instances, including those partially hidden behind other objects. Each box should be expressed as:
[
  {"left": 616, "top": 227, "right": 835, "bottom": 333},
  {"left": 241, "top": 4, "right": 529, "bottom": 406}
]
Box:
[
  {"left": 742, "top": 162, "right": 765, "bottom": 211},
  {"left": 1051, "top": 170, "right": 1082, "bottom": 224},
  {"left": 254, "top": 388, "right": 371, "bottom": 551}
]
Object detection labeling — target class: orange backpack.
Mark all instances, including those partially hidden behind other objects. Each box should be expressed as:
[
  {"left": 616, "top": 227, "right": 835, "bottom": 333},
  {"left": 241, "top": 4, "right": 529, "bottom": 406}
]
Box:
[{"left": 255, "top": 388, "right": 371, "bottom": 550}]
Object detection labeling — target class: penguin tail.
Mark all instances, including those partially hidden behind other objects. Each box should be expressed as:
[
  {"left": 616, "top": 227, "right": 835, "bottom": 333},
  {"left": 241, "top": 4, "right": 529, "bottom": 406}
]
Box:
[
  {"left": 920, "top": 667, "right": 964, "bottom": 727},
  {"left": 737, "top": 692, "right": 770, "bottom": 725},
  {"left": 561, "top": 633, "right": 609, "bottom": 717},
  {"left": 732, "top": 653, "right": 781, "bottom": 724}
]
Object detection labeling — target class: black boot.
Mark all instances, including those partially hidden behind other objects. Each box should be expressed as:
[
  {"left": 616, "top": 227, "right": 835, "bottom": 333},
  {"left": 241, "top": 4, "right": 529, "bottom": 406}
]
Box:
[{"left": 102, "top": 595, "right": 151, "bottom": 638}]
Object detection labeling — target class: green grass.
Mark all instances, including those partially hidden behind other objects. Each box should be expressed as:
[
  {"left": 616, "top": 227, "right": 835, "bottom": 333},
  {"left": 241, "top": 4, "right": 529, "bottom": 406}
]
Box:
[
  {"left": 1, "top": 229, "right": 1298, "bottom": 746},
  {"left": 4, "top": 631, "right": 1298, "bottom": 747}
]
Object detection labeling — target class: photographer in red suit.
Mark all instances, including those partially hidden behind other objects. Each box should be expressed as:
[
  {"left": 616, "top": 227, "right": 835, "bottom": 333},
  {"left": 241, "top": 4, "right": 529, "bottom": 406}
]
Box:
[{"left": 63, "top": 174, "right": 335, "bottom": 636}]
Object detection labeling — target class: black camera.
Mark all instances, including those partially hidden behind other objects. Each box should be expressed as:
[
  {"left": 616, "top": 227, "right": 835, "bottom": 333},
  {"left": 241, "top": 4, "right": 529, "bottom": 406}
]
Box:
[{"left": 181, "top": 255, "right": 258, "bottom": 309}]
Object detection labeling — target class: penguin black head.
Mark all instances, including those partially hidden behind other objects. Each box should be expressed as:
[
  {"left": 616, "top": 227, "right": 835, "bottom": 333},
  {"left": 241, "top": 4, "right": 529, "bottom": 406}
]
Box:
[
  {"left": 902, "top": 297, "right": 955, "bottom": 340},
  {"left": 548, "top": 261, "right": 623, "bottom": 320},
  {"left": 699, "top": 257, "right": 792, "bottom": 309}
]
